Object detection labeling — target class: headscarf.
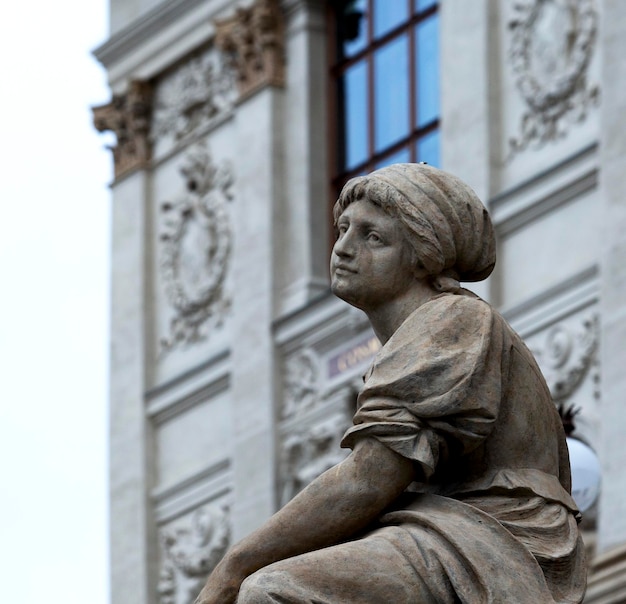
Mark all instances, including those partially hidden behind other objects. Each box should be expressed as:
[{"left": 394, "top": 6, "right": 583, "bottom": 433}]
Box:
[{"left": 333, "top": 163, "right": 496, "bottom": 288}]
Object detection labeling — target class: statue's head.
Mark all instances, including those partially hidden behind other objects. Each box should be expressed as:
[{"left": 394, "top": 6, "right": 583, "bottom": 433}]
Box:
[{"left": 333, "top": 163, "right": 496, "bottom": 293}]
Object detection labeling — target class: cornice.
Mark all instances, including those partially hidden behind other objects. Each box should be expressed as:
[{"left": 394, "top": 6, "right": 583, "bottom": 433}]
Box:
[
  {"left": 94, "top": 0, "right": 210, "bottom": 67},
  {"left": 94, "top": 0, "right": 243, "bottom": 72}
]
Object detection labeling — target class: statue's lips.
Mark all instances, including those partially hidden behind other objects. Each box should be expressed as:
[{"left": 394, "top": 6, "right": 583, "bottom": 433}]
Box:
[{"left": 332, "top": 264, "right": 357, "bottom": 275}]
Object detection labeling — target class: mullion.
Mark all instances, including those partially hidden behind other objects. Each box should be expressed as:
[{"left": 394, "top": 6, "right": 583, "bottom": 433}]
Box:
[
  {"left": 366, "top": 0, "right": 375, "bottom": 174},
  {"left": 408, "top": 0, "right": 417, "bottom": 162}
]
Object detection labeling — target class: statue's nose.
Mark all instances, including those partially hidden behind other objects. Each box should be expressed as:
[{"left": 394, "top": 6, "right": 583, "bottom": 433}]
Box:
[{"left": 333, "top": 231, "right": 356, "bottom": 258}]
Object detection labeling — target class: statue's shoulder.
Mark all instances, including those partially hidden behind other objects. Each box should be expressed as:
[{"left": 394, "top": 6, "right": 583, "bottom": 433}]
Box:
[
  {"left": 385, "top": 294, "right": 495, "bottom": 355},
  {"left": 422, "top": 291, "right": 494, "bottom": 322}
]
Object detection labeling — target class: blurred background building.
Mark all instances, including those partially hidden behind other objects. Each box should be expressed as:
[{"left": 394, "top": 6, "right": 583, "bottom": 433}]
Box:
[{"left": 93, "top": 0, "right": 626, "bottom": 601}]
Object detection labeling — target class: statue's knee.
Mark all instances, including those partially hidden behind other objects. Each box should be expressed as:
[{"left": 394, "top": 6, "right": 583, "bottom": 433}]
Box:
[{"left": 236, "top": 568, "right": 284, "bottom": 603}]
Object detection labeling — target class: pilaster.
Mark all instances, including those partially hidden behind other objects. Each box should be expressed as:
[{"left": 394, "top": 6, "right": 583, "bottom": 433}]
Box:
[
  {"left": 276, "top": 0, "right": 330, "bottom": 314},
  {"left": 440, "top": 0, "right": 492, "bottom": 300},
  {"left": 215, "top": 0, "right": 286, "bottom": 540},
  {"left": 596, "top": 0, "right": 626, "bottom": 554},
  {"left": 108, "top": 171, "right": 155, "bottom": 604}
]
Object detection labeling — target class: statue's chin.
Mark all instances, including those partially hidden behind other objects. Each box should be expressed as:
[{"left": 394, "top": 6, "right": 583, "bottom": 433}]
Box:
[{"left": 331, "top": 282, "right": 363, "bottom": 310}]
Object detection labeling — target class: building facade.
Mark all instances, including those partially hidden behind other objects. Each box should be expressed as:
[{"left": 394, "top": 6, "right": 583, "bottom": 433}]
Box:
[{"left": 93, "top": 1, "right": 626, "bottom": 602}]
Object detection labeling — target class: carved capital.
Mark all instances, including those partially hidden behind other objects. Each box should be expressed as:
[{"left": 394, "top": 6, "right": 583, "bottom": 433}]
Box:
[
  {"left": 214, "top": 0, "right": 285, "bottom": 101},
  {"left": 92, "top": 80, "right": 153, "bottom": 178}
]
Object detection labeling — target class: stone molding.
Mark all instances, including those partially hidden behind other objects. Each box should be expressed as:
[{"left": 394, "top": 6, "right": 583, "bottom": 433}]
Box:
[
  {"left": 214, "top": 0, "right": 285, "bottom": 101},
  {"left": 157, "top": 505, "right": 230, "bottom": 604},
  {"left": 159, "top": 143, "right": 234, "bottom": 351},
  {"left": 152, "top": 49, "right": 236, "bottom": 145},
  {"left": 508, "top": 0, "right": 600, "bottom": 156},
  {"left": 585, "top": 543, "right": 626, "bottom": 603},
  {"left": 92, "top": 80, "right": 153, "bottom": 179},
  {"left": 93, "top": 0, "right": 220, "bottom": 68}
]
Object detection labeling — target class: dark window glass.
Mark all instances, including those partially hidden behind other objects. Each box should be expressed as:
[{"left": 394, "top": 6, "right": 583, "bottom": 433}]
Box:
[
  {"left": 374, "top": 34, "right": 409, "bottom": 152},
  {"left": 415, "top": 13, "right": 439, "bottom": 128},
  {"left": 415, "top": 0, "right": 437, "bottom": 11},
  {"left": 373, "top": 0, "right": 408, "bottom": 38},
  {"left": 342, "top": 61, "right": 369, "bottom": 169},
  {"left": 416, "top": 129, "right": 440, "bottom": 165},
  {"left": 375, "top": 147, "right": 411, "bottom": 169}
]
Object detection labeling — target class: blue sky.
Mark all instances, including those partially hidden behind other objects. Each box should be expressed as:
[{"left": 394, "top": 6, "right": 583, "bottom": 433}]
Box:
[{"left": 0, "top": 2, "right": 111, "bottom": 602}]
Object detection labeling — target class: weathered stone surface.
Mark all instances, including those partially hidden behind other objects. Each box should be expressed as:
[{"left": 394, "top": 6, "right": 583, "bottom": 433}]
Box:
[{"left": 194, "top": 164, "right": 587, "bottom": 603}]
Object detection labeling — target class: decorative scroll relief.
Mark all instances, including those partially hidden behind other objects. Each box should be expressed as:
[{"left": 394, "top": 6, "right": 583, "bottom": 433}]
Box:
[
  {"left": 152, "top": 49, "right": 236, "bottom": 144},
  {"left": 279, "top": 412, "right": 351, "bottom": 506},
  {"left": 508, "top": 0, "right": 599, "bottom": 156},
  {"left": 159, "top": 143, "right": 234, "bottom": 351},
  {"left": 214, "top": 0, "right": 285, "bottom": 100},
  {"left": 282, "top": 349, "right": 321, "bottom": 419},
  {"left": 157, "top": 505, "right": 230, "bottom": 604},
  {"left": 92, "top": 80, "right": 152, "bottom": 178},
  {"left": 532, "top": 313, "right": 599, "bottom": 403}
]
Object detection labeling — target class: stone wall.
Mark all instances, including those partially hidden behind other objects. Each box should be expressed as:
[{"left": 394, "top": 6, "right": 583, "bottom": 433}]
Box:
[{"left": 95, "top": 0, "right": 626, "bottom": 602}]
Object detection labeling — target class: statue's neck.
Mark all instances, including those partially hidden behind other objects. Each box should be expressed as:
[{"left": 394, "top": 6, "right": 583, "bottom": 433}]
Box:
[{"left": 365, "top": 285, "right": 438, "bottom": 344}]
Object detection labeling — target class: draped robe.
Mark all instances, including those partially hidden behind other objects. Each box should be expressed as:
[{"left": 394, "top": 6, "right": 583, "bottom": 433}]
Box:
[{"left": 238, "top": 292, "right": 587, "bottom": 603}]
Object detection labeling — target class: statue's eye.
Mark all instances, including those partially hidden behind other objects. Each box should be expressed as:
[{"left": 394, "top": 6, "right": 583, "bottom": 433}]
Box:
[{"left": 367, "top": 232, "right": 382, "bottom": 243}]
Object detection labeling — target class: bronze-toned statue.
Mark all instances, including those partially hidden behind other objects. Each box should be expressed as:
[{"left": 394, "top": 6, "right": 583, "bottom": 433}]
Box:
[{"left": 195, "top": 163, "right": 586, "bottom": 603}]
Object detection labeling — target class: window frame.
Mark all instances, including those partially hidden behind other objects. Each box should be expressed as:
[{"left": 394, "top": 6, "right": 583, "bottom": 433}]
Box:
[{"left": 327, "top": 0, "right": 440, "bottom": 211}]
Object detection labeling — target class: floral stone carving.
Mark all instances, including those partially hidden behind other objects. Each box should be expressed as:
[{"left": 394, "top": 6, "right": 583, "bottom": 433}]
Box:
[
  {"left": 508, "top": 0, "right": 599, "bottom": 156},
  {"left": 159, "top": 144, "right": 234, "bottom": 351},
  {"left": 282, "top": 349, "right": 321, "bottom": 419},
  {"left": 157, "top": 505, "right": 230, "bottom": 604},
  {"left": 92, "top": 80, "right": 153, "bottom": 178},
  {"left": 214, "top": 0, "right": 285, "bottom": 100},
  {"left": 279, "top": 412, "right": 350, "bottom": 505},
  {"left": 533, "top": 314, "right": 598, "bottom": 403},
  {"left": 152, "top": 50, "right": 236, "bottom": 143}
]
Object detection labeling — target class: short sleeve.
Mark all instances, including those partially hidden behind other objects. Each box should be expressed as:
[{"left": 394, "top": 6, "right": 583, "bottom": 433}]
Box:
[{"left": 341, "top": 295, "right": 507, "bottom": 480}]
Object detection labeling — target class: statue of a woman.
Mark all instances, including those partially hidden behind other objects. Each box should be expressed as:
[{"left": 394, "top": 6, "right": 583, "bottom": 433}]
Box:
[{"left": 195, "top": 163, "right": 587, "bottom": 603}]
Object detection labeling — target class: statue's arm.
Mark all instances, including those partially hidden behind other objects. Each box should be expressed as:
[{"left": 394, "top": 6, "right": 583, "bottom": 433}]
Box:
[{"left": 194, "top": 437, "right": 416, "bottom": 604}]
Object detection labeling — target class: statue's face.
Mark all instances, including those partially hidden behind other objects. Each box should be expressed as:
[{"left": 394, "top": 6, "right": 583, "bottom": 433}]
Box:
[{"left": 330, "top": 198, "right": 416, "bottom": 311}]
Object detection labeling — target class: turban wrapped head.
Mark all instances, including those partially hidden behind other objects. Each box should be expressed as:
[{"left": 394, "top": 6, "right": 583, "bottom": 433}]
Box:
[{"left": 333, "top": 164, "right": 496, "bottom": 289}]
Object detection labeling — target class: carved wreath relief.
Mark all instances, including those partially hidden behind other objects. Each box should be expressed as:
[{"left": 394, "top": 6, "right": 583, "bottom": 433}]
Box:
[
  {"left": 157, "top": 505, "right": 230, "bottom": 604},
  {"left": 532, "top": 313, "right": 599, "bottom": 404},
  {"left": 152, "top": 49, "right": 236, "bottom": 144},
  {"left": 508, "top": 0, "right": 599, "bottom": 155},
  {"left": 160, "top": 144, "right": 234, "bottom": 351}
]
